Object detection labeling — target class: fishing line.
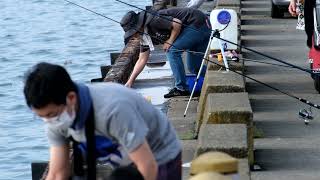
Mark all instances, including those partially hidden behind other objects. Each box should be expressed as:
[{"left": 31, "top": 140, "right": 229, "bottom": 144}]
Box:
[
  {"left": 63, "top": 0, "right": 320, "bottom": 110},
  {"left": 114, "top": 0, "right": 316, "bottom": 76},
  {"left": 240, "top": 58, "right": 294, "bottom": 68}
]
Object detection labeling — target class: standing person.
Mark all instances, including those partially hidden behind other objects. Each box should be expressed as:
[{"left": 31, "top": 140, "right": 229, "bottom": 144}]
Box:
[
  {"left": 23, "top": 62, "right": 182, "bottom": 180},
  {"left": 289, "top": 0, "right": 314, "bottom": 49},
  {"left": 121, "top": 7, "right": 211, "bottom": 98}
]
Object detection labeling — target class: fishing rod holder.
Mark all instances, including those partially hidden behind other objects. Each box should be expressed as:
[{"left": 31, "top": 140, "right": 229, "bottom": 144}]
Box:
[
  {"left": 213, "top": 29, "right": 220, "bottom": 38},
  {"left": 299, "top": 107, "right": 314, "bottom": 125}
]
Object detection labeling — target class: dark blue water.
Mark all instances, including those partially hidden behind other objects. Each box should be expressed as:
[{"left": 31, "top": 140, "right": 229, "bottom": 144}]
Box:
[{"left": 0, "top": 0, "right": 151, "bottom": 179}]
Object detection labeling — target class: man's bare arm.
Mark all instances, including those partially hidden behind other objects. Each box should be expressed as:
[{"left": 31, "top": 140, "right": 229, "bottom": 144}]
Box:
[
  {"left": 46, "top": 145, "right": 71, "bottom": 180},
  {"left": 129, "top": 140, "right": 158, "bottom": 180},
  {"left": 125, "top": 50, "right": 150, "bottom": 87},
  {"left": 163, "top": 18, "right": 182, "bottom": 52}
]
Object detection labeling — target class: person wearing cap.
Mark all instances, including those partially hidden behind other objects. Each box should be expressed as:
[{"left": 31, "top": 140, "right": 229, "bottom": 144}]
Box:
[
  {"left": 23, "top": 62, "right": 182, "bottom": 180},
  {"left": 121, "top": 8, "right": 211, "bottom": 98}
]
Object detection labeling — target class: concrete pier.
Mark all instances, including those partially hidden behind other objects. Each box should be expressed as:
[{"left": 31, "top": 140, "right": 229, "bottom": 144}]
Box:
[{"left": 33, "top": 0, "right": 253, "bottom": 179}]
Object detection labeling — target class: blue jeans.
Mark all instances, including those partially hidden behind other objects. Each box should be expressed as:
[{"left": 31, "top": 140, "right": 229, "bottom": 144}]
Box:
[{"left": 166, "top": 24, "right": 211, "bottom": 91}]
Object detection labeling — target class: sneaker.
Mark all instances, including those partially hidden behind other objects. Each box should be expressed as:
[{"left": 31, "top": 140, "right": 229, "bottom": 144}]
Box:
[{"left": 164, "top": 88, "right": 190, "bottom": 98}]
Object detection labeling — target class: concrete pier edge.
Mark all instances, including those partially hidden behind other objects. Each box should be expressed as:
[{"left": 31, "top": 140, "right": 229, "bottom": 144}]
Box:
[{"left": 102, "top": 0, "right": 251, "bottom": 179}]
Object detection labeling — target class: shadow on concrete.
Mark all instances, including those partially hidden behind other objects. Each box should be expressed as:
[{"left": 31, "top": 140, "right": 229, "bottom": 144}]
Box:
[{"left": 254, "top": 148, "right": 320, "bottom": 171}]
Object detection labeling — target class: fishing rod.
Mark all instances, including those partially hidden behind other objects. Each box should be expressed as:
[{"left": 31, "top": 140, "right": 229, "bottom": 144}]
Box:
[
  {"left": 63, "top": 0, "right": 320, "bottom": 121},
  {"left": 114, "top": 0, "right": 316, "bottom": 76},
  {"left": 240, "top": 58, "right": 294, "bottom": 68},
  {"left": 65, "top": 0, "right": 307, "bottom": 71}
]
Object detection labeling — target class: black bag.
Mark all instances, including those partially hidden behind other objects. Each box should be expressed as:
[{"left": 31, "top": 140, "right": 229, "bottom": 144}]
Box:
[{"left": 70, "top": 106, "right": 96, "bottom": 180}]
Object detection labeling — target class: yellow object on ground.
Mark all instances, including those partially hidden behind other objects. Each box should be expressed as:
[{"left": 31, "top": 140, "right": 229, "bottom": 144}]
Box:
[
  {"left": 190, "top": 152, "right": 238, "bottom": 175},
  {"left": 189, "top": 172, "right": 232, "bottom": 180},
  {"left": 217, "top": 53, "right": 223, "bottom": 62}
]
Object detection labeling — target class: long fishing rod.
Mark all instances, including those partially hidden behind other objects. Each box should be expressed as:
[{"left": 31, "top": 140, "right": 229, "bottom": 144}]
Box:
[
  {"left": 240, "top": 58, "right": 294, "bottom": 68},
  {"left": 66, "top": 0, "right": 308, "bottom": 71},
  {"left": 63, "top": 0, "right": 320, "bottom": 112},
  {"left": 114, "top": 0, "right": 316, "bottom": 76},
  {"left": 64, "top": 0, "right": 120, "bottom": 24}
]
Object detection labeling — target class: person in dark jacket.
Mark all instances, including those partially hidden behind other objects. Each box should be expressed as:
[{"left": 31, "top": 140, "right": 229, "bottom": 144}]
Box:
[{"left": 120, "top": 8, "right": 211, "bottom": 98}]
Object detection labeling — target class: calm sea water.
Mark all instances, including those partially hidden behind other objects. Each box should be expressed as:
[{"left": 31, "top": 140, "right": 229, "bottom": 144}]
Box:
[{"left": 0, "top": 0, "right": 151, "bottom": 179}]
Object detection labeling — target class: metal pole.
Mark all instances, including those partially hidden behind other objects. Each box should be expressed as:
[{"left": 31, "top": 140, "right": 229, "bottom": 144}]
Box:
[{"left": 184, "top": 30, "right": 214, "bottom": 117}]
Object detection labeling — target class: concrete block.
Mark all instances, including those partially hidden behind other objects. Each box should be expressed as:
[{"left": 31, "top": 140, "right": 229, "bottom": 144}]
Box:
[
  {"left": 197, "top": 71, "right": 246, "bottom": 126},
  {"left": 202, "top": 93, "right": 252, "bottom": 126},
  {"left": 196, "top": 124, "right": 248, "bottom": 158}
]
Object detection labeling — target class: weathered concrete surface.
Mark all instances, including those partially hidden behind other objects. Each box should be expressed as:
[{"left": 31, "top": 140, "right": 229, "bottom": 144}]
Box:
[
  {"left": 236, "top": 159, "right": 251, "bottom": 180},
  {"left": 182, "top": 140, "right": 197, "bottom": 179},
  {"left": 202, "top": 92, "right": 252, "bottom": 126},
  {"left": 197, "top": 71, "right": 246, "bottom": 125},
  {"left": 167, "top": 98, "right": 198, "bottom": 140},
  {"left": 196, "top": 124, "right": 248, "bottom": 158}
]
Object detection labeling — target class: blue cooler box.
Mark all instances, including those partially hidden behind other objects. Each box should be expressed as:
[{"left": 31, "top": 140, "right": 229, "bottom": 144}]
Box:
[{"left": 186, "top": 74, "right": 204, "bottom": 93}]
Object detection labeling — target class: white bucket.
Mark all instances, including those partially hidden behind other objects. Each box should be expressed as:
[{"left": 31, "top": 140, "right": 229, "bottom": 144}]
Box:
[{"left": 210, "top": 9, "right": 238, "bottom": 50}]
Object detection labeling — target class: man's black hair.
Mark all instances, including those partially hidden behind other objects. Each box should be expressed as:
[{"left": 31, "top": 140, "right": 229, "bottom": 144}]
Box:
[
  {"left": 109, "top": 165, "right": 144, "bottom": 180},
  {"left": 23, "top": 62, "right": 77, "bottom": 109}
]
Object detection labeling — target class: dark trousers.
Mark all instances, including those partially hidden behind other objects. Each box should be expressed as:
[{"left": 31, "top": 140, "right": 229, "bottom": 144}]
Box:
[{"left": 157, "top": 152, "right": 182, "bottom": 180}]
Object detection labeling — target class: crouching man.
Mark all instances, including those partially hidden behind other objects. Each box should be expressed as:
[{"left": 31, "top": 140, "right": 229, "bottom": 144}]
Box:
[{"left": 23, "top": 62, "right": 182, "bottom": 180}]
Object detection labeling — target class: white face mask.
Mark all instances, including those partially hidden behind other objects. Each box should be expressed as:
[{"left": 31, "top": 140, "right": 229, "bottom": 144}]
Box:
[{"left": 42, "top": 106, "right": 76, "bottom": 129}]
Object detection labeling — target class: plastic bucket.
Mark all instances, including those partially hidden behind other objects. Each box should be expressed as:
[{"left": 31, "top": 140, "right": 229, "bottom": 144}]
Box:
[{"left": 186, "top": 74, "right": 204, "bottom": 93}]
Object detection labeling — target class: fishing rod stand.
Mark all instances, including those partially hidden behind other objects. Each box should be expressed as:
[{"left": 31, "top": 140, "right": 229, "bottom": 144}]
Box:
[
  {"left": 213, "top": 30, "right": 230, "bottom": 71},
  {"left": 183, "top": 29, "right": 229, "bottom": 117},
  {"left": 299, "top": 106, "right": 314, "bottom": 125}
]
